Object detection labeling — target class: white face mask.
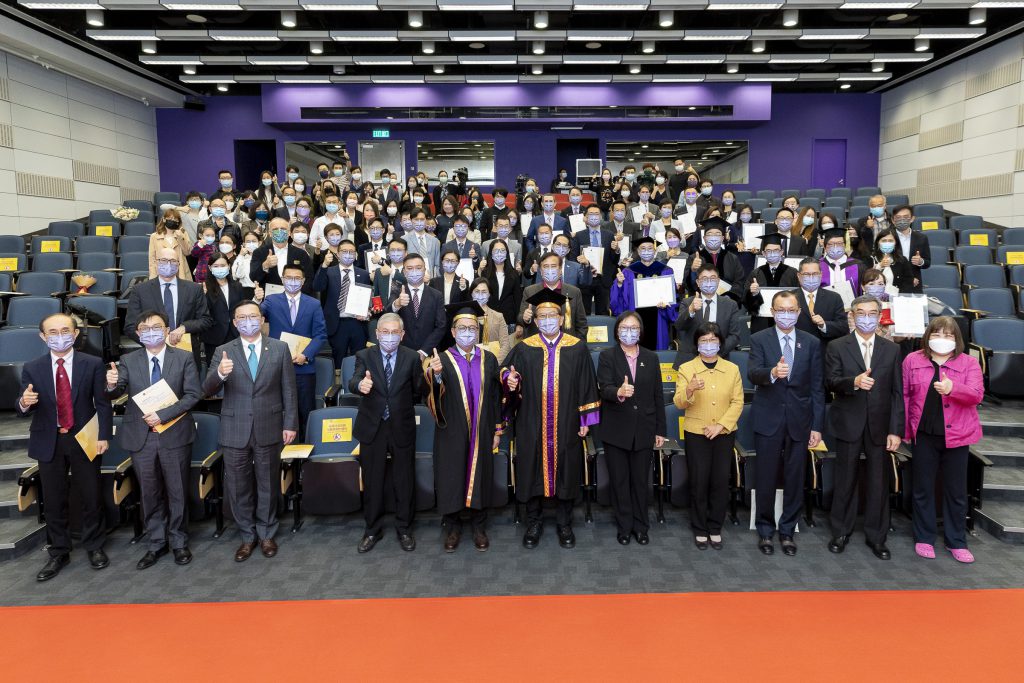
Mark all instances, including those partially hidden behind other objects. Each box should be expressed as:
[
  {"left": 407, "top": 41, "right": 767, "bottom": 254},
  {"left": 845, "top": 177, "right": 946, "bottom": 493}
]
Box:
[{"left": 928, "top": 337, "right": 956, "bottom": 355}]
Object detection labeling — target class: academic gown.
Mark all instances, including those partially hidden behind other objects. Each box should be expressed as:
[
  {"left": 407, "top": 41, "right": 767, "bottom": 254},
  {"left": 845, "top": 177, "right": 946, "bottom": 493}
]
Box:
[
  {"left": 744, "top": 262, "right": 800, "bottom": 335},
  {"left": 424, "top": 347, "right": 504, "bottom": 515},
  {"left": 820, "top": 257, "right": 863, "bottom": 299},
  {"left": 609, "top": 260, "right": 680, "bottom": 350},
  {"left": 501, "top": 333, "right": 600, "bottom": 501}
]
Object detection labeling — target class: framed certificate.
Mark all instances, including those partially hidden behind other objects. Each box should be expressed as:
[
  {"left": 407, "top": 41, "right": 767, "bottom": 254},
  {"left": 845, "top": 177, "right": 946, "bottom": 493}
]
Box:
[{"left": 634, "top": 274, "right": 676, "bottom": 309}]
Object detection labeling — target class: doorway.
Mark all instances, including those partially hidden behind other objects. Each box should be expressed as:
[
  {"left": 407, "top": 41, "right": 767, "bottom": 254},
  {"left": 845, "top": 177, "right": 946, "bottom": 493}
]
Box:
[
  {"left": 811, "top": 139, "right": 847, "bottom": 190},
  {"left": 358, "top": 140, "right": 407, "bottom": 185},
  {"left": 233, "top": 139, "right": 277, "bottom": 191}
]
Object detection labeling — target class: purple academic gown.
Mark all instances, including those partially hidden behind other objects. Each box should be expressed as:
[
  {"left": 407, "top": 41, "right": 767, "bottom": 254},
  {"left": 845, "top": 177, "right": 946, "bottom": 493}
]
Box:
[
  {"left": 819, "top": 257, "right": 863, "bottom": 297},
  {"left": 609, "top": 264, "right": 679, "bottom": 350}
]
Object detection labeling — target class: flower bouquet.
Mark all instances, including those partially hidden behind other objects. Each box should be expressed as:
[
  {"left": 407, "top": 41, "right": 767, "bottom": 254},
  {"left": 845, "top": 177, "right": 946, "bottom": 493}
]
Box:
[{"left": 112, "top": 206, "right": 140, "bottom": 221}]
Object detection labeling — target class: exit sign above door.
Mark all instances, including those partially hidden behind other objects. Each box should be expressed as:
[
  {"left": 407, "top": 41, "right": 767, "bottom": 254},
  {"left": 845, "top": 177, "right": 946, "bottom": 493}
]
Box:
[{"left": 372, "top": 129, "right": 390, "bottom": 138}]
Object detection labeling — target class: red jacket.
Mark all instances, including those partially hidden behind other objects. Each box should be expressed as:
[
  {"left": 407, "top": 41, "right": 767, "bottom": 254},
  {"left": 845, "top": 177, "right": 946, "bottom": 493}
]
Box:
[{"left": 902, "top": 350, "right": 983, "bottom": 448}]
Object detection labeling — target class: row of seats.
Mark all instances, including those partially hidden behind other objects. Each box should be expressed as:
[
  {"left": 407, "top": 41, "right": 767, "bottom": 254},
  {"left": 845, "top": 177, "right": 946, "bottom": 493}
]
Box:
[
  {"left": 1, "top": 234, "right": 151, "bottom": 255},
  {"left": 0, "top": 251, "right": 150, "bottom": 274},
  {"left": 47, "top": 220, "right": 156, "bottom": 239}
]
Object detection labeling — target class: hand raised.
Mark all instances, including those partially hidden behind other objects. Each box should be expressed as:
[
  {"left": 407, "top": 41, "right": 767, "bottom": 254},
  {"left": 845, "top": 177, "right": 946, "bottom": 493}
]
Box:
[
  {"left": 506, "top": 365, "right": 520, "bottom": 391},
  {"left": 106, "top": 362, "right": 118, "bottom": 387},
  {"left": 21, "top": 383, "right": 38, "bottom": 407},
  {"left": 218, "top": 351, "right": 234, "bottom": 377},
  {"left": 358, "top": 370, "right": 374, "bottom": 395},
  {"left": 617, "top": 374, "right": 634, "bottom": 400},
  {"left": 855, "top": 367, "right": 874, "bottom": 391},
  {"left": 429, "top": 348, "right": 443, "bottom": 374},
  {"left": 773, "top": 355, "right": 790, "bottom": 380}
]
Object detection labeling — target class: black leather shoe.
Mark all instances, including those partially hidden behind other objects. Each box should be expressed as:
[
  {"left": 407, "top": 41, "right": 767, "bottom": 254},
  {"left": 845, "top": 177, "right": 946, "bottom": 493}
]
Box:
[
  {"left": 828, "top": 535, "right": 850, "bottom": 554},
  {"left": 617, "top": 533, "right": 630, "bottom": 546},
  {"left": 88, "top": 548, "right": 109, "bottom": 570},
  {"left": 136, "top": 546, "right": 168, "bottom": 570},
  {"left": 634, "top": 531, "right": 649, "bottom": 545},
  {"left": 523, "top": 522, "right": 542, "bottom": 549},
  {"left": 444, "top": 529, "right": 461, "bottom": 553},
  {"left": 398, "top": 532, "right": 416, "bottom": 552},
  {"left": 758, "top": 537, "right": 774, "bottom": 555},
  {"left": 36, "top": 554, "right": 70, "bottom": 582},
  {"left": 357, "top": 534, "right": 380, "bottom": 554},
  {"left": 709, "top": 536, "right": 723, "bottom": 550},
  {"left": 867, "top": 540, "right": 891, "bottom": 560},
  {"left": 694, "top": 536, "right": 709, "bottom": 551},
  {"left": 173, "top": 547, "right": 193, "bottom": 565},
  {"left": 780, "top": 535, "right": 797, "bottom": 556},
  {"left": 557, "top": 524, "right": 575, "bottom": 549}
]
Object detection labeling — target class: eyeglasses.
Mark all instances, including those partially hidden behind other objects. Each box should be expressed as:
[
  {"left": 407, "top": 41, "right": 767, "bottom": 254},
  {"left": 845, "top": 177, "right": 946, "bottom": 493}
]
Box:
[
  {"left": 234, "top": 315, "right": 261, "bottom": 323},
  {"left": 619, "top": 326, "right": 640, "bottom": 334},
  {"left": 137, "top": 325, "right": 166, "bottom": 334},
  {"left": 45, "top": 328, "right": 74, "bottom": 336},
  {"left": 156, "top": 259, "right": 178, "bottom": 266},
  {"left": 454, "top": 325, "right": 477, "bottom": 334}
]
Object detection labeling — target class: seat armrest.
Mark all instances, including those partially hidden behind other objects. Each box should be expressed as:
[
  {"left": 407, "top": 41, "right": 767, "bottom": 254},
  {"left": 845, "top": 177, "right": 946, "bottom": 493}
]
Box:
[{"left": 200, "top": 449, "right": 221, "bottom": 470}]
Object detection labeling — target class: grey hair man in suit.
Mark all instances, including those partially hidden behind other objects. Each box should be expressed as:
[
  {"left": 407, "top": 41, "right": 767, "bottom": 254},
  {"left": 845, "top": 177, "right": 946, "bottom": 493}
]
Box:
[
  {"left": 105, "top": 309, "right": 202, "bottom": 570},
  {"left": 203, "top": 299, "right": 298, "bottom": 563}
]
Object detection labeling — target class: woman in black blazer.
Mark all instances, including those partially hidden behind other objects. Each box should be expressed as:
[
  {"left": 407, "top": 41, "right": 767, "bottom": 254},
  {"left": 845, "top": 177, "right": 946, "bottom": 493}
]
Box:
[
  {"left": 597, "top": 311, "right": 668, "bottom": 545},
  {"left": 201, "top": 252, "right": 258, "bottom": 364},
  {"left": 481, "top": 239, "right": 522, "bottom": 327}
]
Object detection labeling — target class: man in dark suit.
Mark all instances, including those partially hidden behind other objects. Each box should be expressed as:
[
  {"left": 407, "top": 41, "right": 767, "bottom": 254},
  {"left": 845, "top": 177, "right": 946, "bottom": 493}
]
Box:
[
  {"left": 261, "top": 264, "right": 328, "bottom": 441},
  {"left": 389, "top": 252, "right": 445, "bottom": 357},
  {"left": 743, "top": 232, "right": 801, "bottom": 336},
  {"left": 748, "top": 290, "right": 825, "bottom": 557},
  {"left": 824, "top": 296, "right": 904, "bottom": 560},
  {"left": 793, "top": 258, "right": 849, "bottom": 348},
  {"left": 525, "top": 194, "right": 569, "bottom": 252},
  {"left": 104, "top": 310, "right": 202, "bottom": 569},
  {"left": 371, "top": 236, "right": 408, "bottom": 307},
  {"left": 18, "top": 313, "right": 113, "bottom": 581},
  {"left": 375, "top": 168, "right": 402, "bottom": 207},
  {"left": 249, "top": 217, "right": 313, "bottom": 290},
  {"left": 603, "top": 200, "right": 640, "bottom": 240},
  {"left": 126, "top": 247, "right": 213, "bottom": 368},
  {"left": 357, "top": 220, "right": 389, "bottom": 270},
  {"left": 560, "top": 186, "right": 589, "bottom": 220},
  {"left": 272, "top": 185, "right": 299, "bottom": 222},
  {"left": 571, "top": 205, "right": 617, "bottom": 315},
  {"left": 203, "top": 300, "right": 298, "bottom": 563},
  {"left": 891, "top": 204, "right": 931, "bottom": 292},
  {"left": 441, "top": 215, "right": 481, "bottom": 269},
  {"left": 348, "top": 312, "right": 425, "bottom": 552},
  {"left": 313, "top": 239, "right": 372, "bottom": 369},
  {"left": 518, "top": 252, "right": 589, "bottom": 339},
  {"left": 674, "top": 263, "right": 743, "bottom": 366},
  {"left": 767, "top": 208, "right": 812, "bottom": 258},
  {"left": 479, "top": 186, "right": 511, "bottom": 239},
  {"left": 551, "top": 233, "right": 592, "bottom": 289}
]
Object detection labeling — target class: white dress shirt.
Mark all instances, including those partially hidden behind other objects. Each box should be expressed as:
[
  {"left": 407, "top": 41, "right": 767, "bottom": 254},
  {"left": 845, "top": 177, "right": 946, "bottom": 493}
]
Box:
[
  {"left": 158, "top": 277, "right": 178, "bottom": 323},
  {"left": 273, "top": 244, "right": 289, "bottom": 278}
]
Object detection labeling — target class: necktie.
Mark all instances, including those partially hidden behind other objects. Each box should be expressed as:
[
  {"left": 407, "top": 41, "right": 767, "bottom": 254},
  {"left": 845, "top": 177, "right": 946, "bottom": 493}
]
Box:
[
  {"left": 163, "top": 283, "right": 175, "bottom": 329},
  {"left": 807, "top": 293, "right": 816, "bottom": 315},
  {"left": 863, "top": 341, "right": 872, "bottom": 371},
  {"left": 248, "top": 343, "right": 258, "bottom": 379},
  {"left": 338, "top": 269, "right": 351, "bottom": 314},
  {"left": 782, "top": 335, "right": 793, "bottom": 380},
  {"left": 151, "top": 357, "right": 161, "bottom": 385},
  {"left": 781, "top": 236, "right": 788, "bottom": 255},
  {"left": 289, "top": 296, "right": 297, "bottom": 325},
  {"left": 590, "top": 230, "right": 600, "bottom": 248},
  {"left": 702, "top": 298, "right": 711, "bottom": 323},
  {"left": 383, "top": 353, "right": 393, "bottom": 420},
  {"left": 55, "top": 358, "right": 73, "bottom": 430},
  {"left": 412, "top": 288, "right": 420, "bottom": 318}
]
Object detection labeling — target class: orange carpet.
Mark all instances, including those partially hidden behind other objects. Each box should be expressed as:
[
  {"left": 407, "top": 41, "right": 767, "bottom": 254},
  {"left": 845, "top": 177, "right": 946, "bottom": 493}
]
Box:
[{"left": 4, "top": 589, "right": 1022, "bottom": 681}]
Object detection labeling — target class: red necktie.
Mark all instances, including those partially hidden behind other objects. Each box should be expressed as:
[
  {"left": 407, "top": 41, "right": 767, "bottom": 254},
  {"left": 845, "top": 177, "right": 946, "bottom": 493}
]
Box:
[{"left": 56, "top": 358, "right": 74, "bottom": 431}]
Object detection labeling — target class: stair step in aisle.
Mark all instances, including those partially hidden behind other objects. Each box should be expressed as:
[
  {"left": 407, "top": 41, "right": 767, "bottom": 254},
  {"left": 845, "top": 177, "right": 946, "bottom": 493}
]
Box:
[{"left": 974, "top": 401, "right": 1024, "bottom": 544}]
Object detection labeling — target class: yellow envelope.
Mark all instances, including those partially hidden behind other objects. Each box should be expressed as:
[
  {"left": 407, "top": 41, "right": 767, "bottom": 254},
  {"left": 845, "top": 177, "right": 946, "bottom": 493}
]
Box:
[
  {"left": 968, "top": 233, "right": 989, "bottom": 246},
  {"left": 1006, "top": 251, "right": 1024, "bottom": 265},
  {"left": 281, "top": 444, "right": 313, "bottom": 459},
  {"left": 170, "top": 332, "right": 192, "bottom": 352},
  {"left": 0, "top": 257, "right": 17, "bottom": 271},
  {"left": 920, "top": 221, "right": 938, "bottom": 231},
  {"left": 810, "top": 440, "right": 829, "bottom": 452},
  {"left": 94, "top": 225, "right": 113, "bottom": 236},
  {"left": 39, "top": 240, "right": 61, "bottom": 253},
  {"left": 587, "top": 327, "right": 608, "bottom": 343},
  {"left": 280, "top": 331, "right": 311, "bottom": 357},
  {"left": 75, "top": 413, "right": 100, "bottom": 462},
  {"left": 321, "top": 417, "right": 352, "bottom": 443}
]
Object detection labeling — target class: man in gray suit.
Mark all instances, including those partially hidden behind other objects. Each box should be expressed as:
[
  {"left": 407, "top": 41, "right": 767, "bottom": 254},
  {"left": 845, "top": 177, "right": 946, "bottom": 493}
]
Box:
[
  {"left": 105, "top": 309, "right": 202, "bottom": 569},
  {"left": 518, "top": 252, "right": 589, "bottom": 339},
  {"left": 674, "top": 262, "right": 744, "bottom": 367},
  {"left": 203, "top": 300, "right": 298, "bottom": 562}
]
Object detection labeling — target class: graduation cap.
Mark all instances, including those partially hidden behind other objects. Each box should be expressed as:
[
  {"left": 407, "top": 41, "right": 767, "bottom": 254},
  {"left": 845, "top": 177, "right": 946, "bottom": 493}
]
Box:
[
  {"left": 822, "top": 226, "right": 847, "bottom": 243},
  {"left": 699, "top": 215, "right": 729, "bottom": 234},
  {"left": 526, "top": 287, "right": 568, "bottom": 312},
  {"left": 760, "top": 232, "right": 784, "bottom": 248},
  {"left": 634, "top": 235, "right": 657, "bottom": 249},
  {"left": 445, "top": 301, "right": 485, "bottom": 327}
]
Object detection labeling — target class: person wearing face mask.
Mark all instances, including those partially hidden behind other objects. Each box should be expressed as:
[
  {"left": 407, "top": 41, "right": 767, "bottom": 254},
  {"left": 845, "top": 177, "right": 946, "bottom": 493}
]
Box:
[
  {"left": 571, "top": 205, "right": 616, "bottom": 315},
  {"left": 260, "top": 264, "right": 327, "bottom": 440},
  {"left": 442, "top": 215, "right": 481, "bottom": 270},
  {"left": 856, "top": 194, "right": 892, "bottom": 242},
  {"left": 719, "top": 190, "right": 738, "bottom": 225},
  {"left": 250, "top": 218, "right": 313, "bottom": 291},
  {"left": 650, "top": 171, "right": 671, "bottom": 206},
  {"left": 198, "top": 198, "right": 241, "bottom": 248},
  {"left": 232, "top": 230, "right": 263, "bottom": 288},
  {"left": 210, "top": 169, "right": 235, "bottom": 201},
  {"left": 598, "top": 311, "right": 667, "bottom": 545},
  {"left": 819, "top": 226, "right": 863, "bottom": 301},
  {"left": 481, "top": 215, "right": 523, "bottom": 270},
  {"left": 765, "top": 207, "right": 810, "bottom": 258},
  {"left": 824, "top": 295, "right": 905, "bottom": 561},
  {"left": 282, "top": 165, "right": 301, "bottom": 191},
  {"left": 190, "top": 226, "right": 219, "bottom": 284},
  {"left": 696, "top": 179, "right": 719, "bottom": 215},
  {"left": 374, "top": 168, "right": 400, "bottom": 206},
  {"left": 674, "top": 185, "right": 704, "bottom": 235},
  {"left": 525, "top": 194, "right": 569, "bottom": 253},
  {"left": 748, "top": 290, "right": 825, "bottom": 557},
  {"left": 311, "top": 193, "right": 348, "bottom": 248},
  {"left": 901, "top": 317, "right": 983, "bottom": 564},
  {"left": 104, "top": 310, "right": 203, "bottom": 570},
  {"left": 431, "top": 169, "right": 453, "bottom": 209},
  {"left": 550, "top": 233, "right": 592, "bottom": 289},
  {"left": 595, "top": 167, "right": 616, "bottom": 215},
  {"left": 656, "top": 227, "right": 685, "bottom": 264},
  {"left": 518, "top": 251, "right": 589, "bottom": 339},
  {"left": 478, "top": 186, "right": 511, "bottom": 239},
  {"left": 149, "top": 209, "right": 194, "bottom": 280},
  {"left": 859, "top": 268, "right": 897, "bottom": 339},
  {"left": 870, "top": 228, "right": 915, "bottom": 294},
  {"left": 481, "top": 240, "right": 522, "bottom": 335},
  {"left": 241, "top": 200, "right": 272, "bottom": 242},
  {"left": 432, "top": 248, "right": 470, "bottom": 328},
  {"left": 610, "top": 236, "right": 679, "bottom": 350},
  {"left": 177, "top": 191, "right": 208, "bottom": 242},
  {"left": 619, "top": 165, "right": 639, "bottom": 199},
  {"left": 389, "top": 253, "right": 447, "bottom": 358},
  {"left": 523, "top": 223, "right": 555, "bottom": 282},
  {"left": 401, "top": 184, "right": 432, "bottom": 218},
  {"left": 560, "top": 186, "right": 588, "bottom": 220},
  {"left": 603, "top": 200, "right": 640, "bottom": 245},
  {"left": 423, "top": 302, "right": 505, "bottom": 552},
  {"left": 628, "top": 185, "right": 655, "bottom": 225},
  {"left": 360, "top": 220, "right": 393, "bottom": 277},
  {"left": 273, "top": 186, "right": 299, "bottom": 222},
  {"left": 516, "top": 194, "right": 538, "bottom": 238},
  {"left": 674, "top": 263, "right": 742, "bottom": 367},
  {"left": 433, "top": 195, "right": 459, "bottom": 244},
  {"left": 684, "top": 217, "right": 744, "bottom": 301},
  {"left": 289, "top": 220, "right": 317, "bottom": 266},
  {"left": 667, "top": 159, "right": 694, "bottom": 202},
  {"left": 502, "top": 288, "right": 600, "bottom": 549},
  {"left": 465, "top": 278, "right": 513, "bottom": 362},
  {"left": 313, "top": 237, "right": 372, "bottom": 368},
  {"left": 793, "top": 257, "right": 849, "bottom": 349},
  {"left": 204, "top": 300, "right": 298, "bottom": 562},
  {"left": 205, "top": 253, "right": 261, "bottom": 365},
  {"left": 253, "top": 169, "right": 281, "bottom": 209},
  {"left": 18, "top": 314, "right": 113, "bottom": 582},
  {"left": 795, "top": 206, "right": 819, "bottom": 247},
  {"left": 674, "top": 321, "right": 744, "bottom": 550},
  {"left": 405, "top": 209, "right": 441, "bottom": 278},
  {"left": 551, "top": 167, "right": 571, "bottom": 193},
  {"left": 888, "top": 205, "right": 930, "bottom": 292},
  {"left": 743, "top": 232, "right": 800, "bottom": 335}
]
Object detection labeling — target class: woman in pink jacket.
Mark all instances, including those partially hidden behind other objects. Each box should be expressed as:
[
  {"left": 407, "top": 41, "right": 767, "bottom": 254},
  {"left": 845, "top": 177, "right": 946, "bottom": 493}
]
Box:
[{"left": 902, "top": 316, "right": 984, "bottom": 563}]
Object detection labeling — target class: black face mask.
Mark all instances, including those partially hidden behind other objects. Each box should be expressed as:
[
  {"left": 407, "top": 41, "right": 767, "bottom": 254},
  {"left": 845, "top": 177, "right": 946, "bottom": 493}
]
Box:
[{"left": 164, "top": 219, "right": 180, "bottom": 229}]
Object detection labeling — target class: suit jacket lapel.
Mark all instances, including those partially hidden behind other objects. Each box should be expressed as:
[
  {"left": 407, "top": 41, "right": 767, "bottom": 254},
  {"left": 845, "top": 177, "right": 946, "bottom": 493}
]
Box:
[
  {"left": 70, "top": 354, "right": 84, "bottom": 402},
  {"left": 844, "top": 334, "right": 866, "bottom": 373},
  {"left": 255, "top": 338, "right": 272, "bottom": 383}
]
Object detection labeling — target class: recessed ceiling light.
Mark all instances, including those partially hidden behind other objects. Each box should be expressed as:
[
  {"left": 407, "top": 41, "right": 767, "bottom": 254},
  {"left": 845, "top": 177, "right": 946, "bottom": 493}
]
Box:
[
  {"left": 183, "top": 65, "right": 196, "bottom": 74},
  {"left": 688, "top": 106, "right": 696, "bottom": 110},
  {"left": 840, "top": 83, "right": 851, "bottom": 89},
  {"left": 217, "top": 84, "right": 228, "bottom": 92},
  {"left": 469, "top": 42, "right": 485, "bottom": 49},
  {"left": 887, "top": 12, "right": 908, "bottom": 20},
  {"left": 185, "top": 13, "right": 206, "bottom": 22},
  {"left": 629, "top": 64, "right": 640, "bottom": 73},
  {"left": 641, "top": 144, "right": 648, "bottom": 148},
  {"left": 585, "top": 42, "right": 601, "bottom": 49},
  {"left": 530, "top": 105, "right": 539, "bottom": 110}
]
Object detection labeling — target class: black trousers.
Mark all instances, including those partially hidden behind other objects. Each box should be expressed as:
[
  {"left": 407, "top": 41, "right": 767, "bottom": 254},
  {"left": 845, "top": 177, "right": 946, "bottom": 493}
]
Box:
[
  {"left": 39, "top": 432, "right": 105, "bottom": 557},
  {"left": 753, "top": 430, "right": 807, "bottom": 538},
  {"left": 684, "top": 431, "right": 734, "bottom": 536},
  {"left": 912, "top": 431, "right": 969, "bottom": 549},
  {"left": 362, "top": 422, "right": 415, "bottom": 536},
  {"left": 603, "top": 443, "right": 651, "bottom": 535},
  {"left": 295, "top": 372, "right": 316, "bottom": 441},
  {"left": 133, "top": 433, "right": 191, "bottom": 551},
  {"left": 526, "top": 495, "right": 573, "bottom": 527},
  {"left": 329, "top": 318, "right": 367, "bottom": 369},
  {"left": 578, "top": 281, "right": 610, "bottom": 316},
  {"left": 442, "top": 508, "right": 487, "bottom": 531},
  {"left": 830, "top": 434, "right": 890, "bottom": 545}
]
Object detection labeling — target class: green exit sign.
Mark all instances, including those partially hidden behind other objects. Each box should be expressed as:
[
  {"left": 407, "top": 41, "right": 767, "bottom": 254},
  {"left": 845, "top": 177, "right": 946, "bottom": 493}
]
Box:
[{"left": 372, "top": 129, "right": 390, "bottom": 138}]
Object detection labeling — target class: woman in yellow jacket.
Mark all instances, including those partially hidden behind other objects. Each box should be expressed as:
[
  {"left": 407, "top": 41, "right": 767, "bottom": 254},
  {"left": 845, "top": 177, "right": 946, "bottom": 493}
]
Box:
[{"left": 674, "top": 321, "right": 744, "bottom": 550}]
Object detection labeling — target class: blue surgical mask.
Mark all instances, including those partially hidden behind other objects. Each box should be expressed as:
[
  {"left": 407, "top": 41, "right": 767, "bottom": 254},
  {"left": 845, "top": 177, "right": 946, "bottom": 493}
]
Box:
[
  {"left": 327, "top": 234, "right": 343, "bottom": 247},
  {"left": 283, "top": 278, "right": 303, "bottom": 293},
  {"left": 870, "top": 206, "right": 885, "bottom": 217},
  {"left": 543, "top": 201, "right": 554, "bottom": 212},
  {"left": 739, "top": 213, "right": 752, "bottom": 223},
  {"left": 389, "top": 250, "right": 405, "bottom": 263},
  {"left": 864, "top": 283, "right": 886, "bottom": 298},
  {"left": 800, "top": 275, "right": 821, "bottom": 291},
  {"left": 219, "top": 178, "right": 232, "bottom": 188},
  {"left": 618, "top": 328, "right": 640, "bottom": 345},
  {"left": 698, "top": 341, "right": 720, "bottom": 357},
  {"left": 613, "top": 210, "right": 626, "bottom": 222},
  {"left": 378, "top": 333, "right": 400, "bottom": 353},
  {"left": 204, "top": 235, "right": 215, "bottom": 245},
  {"left": 442, "top": 261, "right": 458, "bottom": 274},
  {"left": 326, "top": 203, "right": 339, "bottom": 214},
  {"left": 538, "top": 234, "right": 552, "bottom": 246},
  {"left": 455, "top": 329, "right": 479, "bottom": 348},
  {"left": 255, "top": 210, "right": 269, "bottom": 221},
  {"left": 704, "top": 235, "right": 723, "bottom": 251},
  {"left": 157, "top": 262, "right": 178, "bottom": 278},
  {"left": 244, "top": 198, "right": 255, "bottom": 208},
  {"left": 188, "top": 200, "right": 202, "bottom": 210},
  {"left": 210, "top": 266, "right": 230, "bottom": 280},
  {"left": 46, "top": 333, "right": 75, "bottom": 352},
  {"left": 537, "top": 316, "right": 561, "bottom": 335},
  {"left": 541, "top": 267, "right": 560, "bottom": 283},
  {"left": 494, "top": 197, "right": 506, "bottom": 208},
  {"left": 802, "top": 215, "right": 814, "bottom": 227},
  {"left": 587, "top": 215, "right": 601, "bottom": 227},
  {"left": 139, "top": 329, "right": 166, "bottom": 348},
  {"left": 472, "top": 292, "right": 489, "bottom": 307},
  {"left": 262, "top": 178, "right": 273, "bottom": 187},
  {"left": 774, "top": 311, "right": 799, "bottom": 329},
  {"left": 701, "top": 187, "right": 712, "bottom": 196},
  {"left": 453, "top": 225, "right": 468, "bottom": 239},
  {"left": 236, "top": 318, "right": 260, "bottom": 337},
  {"left": 284, "top": 195, "right": 296, "bottom": 206},
  {"left": 272, "top": 229, "right": 288, "bottom": 243},
  {"left": 287, "top": 172, "right": 299, "bottom": 181},
  {"left": 625, "top": 173, "right": 636, "bottom": 182},
  {"left": 855, "top": 315, "right": 879, "bottom": 334},
  {"left": 405, "top": 268, "right": 424, "bottom": 285},
  {"left": 699, "top": 279, "right": 719, "bottom": 296},
  {"left": 764, "top": 250, "right": 783, "bottom": 265},
  {"left": 339, "top": 252, "right": 356, "bottom": 266},
  {"left": 776, "top": 218, "right": 792, "bottom": 232},
  {"left": 660, "top": 208, "right": 673, "bottom": 218},
  {"left": 491, "top": 250, "right": 507, "bottom": 263},
  {"left": 827, "top": 245, "right": 847, "bottom": 260},
  {"left": 879, "top": 241, "right": 895, "bottom": 254},
  {"left": 523, "top": 201, "right": 534, "bottom": 211}
]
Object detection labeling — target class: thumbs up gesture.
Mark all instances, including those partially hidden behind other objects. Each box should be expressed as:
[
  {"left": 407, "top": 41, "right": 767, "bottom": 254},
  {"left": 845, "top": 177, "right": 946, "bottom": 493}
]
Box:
[
  {"left": 911, "top": 250, "right": 924, "bottom": 266},
  {"left": 218, "top": 351, "right": 234, "bottom": 377},
  {"left": 934, "top": 371, "right": 953, "bottom": 395},
  {"left": 691, "top": 253, "right": 703, "bottom": 272},
  {"left": 322, "top": 250, "right": 334, "bottom": 267},
  {"left": 429, "top": 348, "right": 443, "bottom": 374},
  {"left": 106, "top": 362, "right": 119, "bottom": 388},
  {"left": 855, "top": 366, "right": 874, "bottom": 391},
  {"left": 506, "top": 365, "right": 520, "bottom": 391},
  {"left": 522, "top": 304, "right": 534, "bottom": 323},
  {"left": 689, "top": 296, "right": 704, "bottom": 315},
  {"left": 773, "top": 355, "right": 790, "bottom": 380},
  {"left": 358, "top": 370, "right": 374, "bottom": 395},
  {"left": 686, "top": 373, "right": 705, "bottom": 396},
  {"left": 617, "top": 374, "right": 634, "bottom": 400},
  {"left": 20, "top": 383, "right": 38, "bottom": 408},
  {"left": 396, "top": 285, "right": 410, "bottom": 309}
]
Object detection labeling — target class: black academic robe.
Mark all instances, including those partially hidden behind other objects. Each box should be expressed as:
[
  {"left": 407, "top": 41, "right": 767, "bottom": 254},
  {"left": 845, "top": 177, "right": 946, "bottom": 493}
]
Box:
[
  {"left": 502, "top": 333, "right": 600, "bottom": 502},
  {"left": 744, "top": 263, "right": 800, "bottom": 335},
  {"left": 424, "top": 347, "right": 504, "bottom": 515}
]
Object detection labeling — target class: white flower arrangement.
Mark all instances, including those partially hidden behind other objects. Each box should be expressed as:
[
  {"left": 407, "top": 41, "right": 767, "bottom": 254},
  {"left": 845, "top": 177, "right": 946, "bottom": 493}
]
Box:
[{"left": 112, "top": 206, "right": 140, "bottom": 221}]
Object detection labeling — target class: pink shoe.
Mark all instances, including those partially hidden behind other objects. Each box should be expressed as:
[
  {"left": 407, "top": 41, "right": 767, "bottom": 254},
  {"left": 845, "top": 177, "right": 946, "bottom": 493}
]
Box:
[
  {"left": 948, "top": 547, "right": 975, "bottom": 564},
  {"left": 915, "top": 543, "right": 936, "bottom": 559}
]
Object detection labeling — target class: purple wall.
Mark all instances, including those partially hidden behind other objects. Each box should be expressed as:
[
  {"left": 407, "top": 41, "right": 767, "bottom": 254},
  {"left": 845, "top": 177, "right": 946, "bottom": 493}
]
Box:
[{"left": 156, "top": 90, "right": 880, "bottom": 197}]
